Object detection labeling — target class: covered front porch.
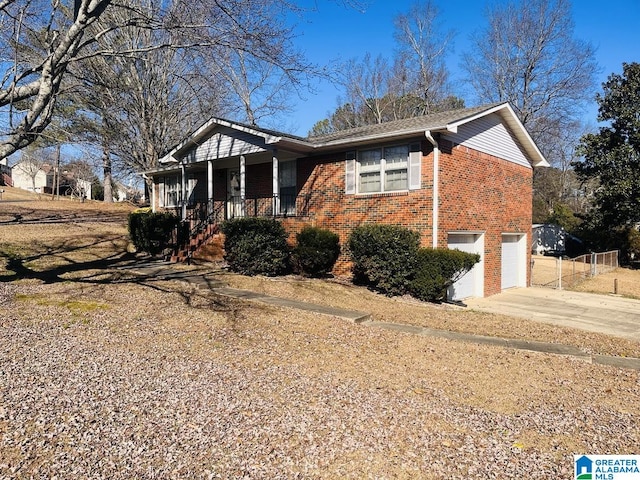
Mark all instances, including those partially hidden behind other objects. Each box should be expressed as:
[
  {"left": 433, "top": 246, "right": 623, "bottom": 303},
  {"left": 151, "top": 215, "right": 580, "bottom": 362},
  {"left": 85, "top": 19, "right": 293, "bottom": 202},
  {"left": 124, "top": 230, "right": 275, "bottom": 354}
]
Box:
[
  {"left": 154, "top": 153, "right": 309, "bottom": 221},
  {"left": 147, "top": 117, "right": 318, "bottom": 261}
]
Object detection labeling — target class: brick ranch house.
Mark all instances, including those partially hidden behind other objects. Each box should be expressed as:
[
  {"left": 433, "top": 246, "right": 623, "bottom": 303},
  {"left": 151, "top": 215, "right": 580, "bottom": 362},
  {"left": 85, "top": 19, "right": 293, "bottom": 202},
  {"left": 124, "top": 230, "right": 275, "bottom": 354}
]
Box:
[{"left": 147, "top": 103, "right": 549, "bottom": 300}]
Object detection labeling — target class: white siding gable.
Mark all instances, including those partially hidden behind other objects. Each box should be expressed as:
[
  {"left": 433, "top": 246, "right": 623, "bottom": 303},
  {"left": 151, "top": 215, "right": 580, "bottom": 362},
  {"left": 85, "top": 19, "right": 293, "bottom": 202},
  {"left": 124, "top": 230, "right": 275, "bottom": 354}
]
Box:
[
  {"left": 182, "top": 127, "right": 267, "bottom": 164},
  {"left": 442, "top": 113, "right": 531, "bottom": 168}
]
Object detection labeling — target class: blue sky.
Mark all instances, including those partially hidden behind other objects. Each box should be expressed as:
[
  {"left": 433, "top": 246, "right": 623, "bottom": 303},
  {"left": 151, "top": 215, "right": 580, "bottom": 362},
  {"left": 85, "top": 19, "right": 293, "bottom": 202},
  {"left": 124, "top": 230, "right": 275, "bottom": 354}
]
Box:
[{"left": 285, "top": 0, "right": 640, "bottom": 136}]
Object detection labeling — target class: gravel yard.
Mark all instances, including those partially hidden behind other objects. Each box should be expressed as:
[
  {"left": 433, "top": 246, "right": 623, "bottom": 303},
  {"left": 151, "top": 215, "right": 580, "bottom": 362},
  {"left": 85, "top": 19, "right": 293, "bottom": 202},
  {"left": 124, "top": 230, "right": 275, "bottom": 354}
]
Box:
[{"left": 1, "top": 197, "right": 639, "bottom": 478}]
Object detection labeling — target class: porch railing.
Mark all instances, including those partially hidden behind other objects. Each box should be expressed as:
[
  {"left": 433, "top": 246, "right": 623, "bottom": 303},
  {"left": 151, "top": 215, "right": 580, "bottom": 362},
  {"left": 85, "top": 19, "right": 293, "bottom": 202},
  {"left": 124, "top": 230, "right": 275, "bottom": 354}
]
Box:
[
  {"left": 169, "top": 193, "right": 311, "bottom": 258},
  {"left": 171, "top": 199, "right": 224, "bottom": 258},
  {"left": 225, "top": 193, "right": 311, "bottom": 220}
]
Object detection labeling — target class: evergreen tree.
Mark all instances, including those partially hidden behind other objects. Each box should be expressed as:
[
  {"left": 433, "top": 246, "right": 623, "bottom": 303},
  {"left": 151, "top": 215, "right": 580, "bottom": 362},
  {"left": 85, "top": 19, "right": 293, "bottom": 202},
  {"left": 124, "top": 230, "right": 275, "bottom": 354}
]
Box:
[{"left": 575, "top": 62, "right": 640, "bottom": 228}]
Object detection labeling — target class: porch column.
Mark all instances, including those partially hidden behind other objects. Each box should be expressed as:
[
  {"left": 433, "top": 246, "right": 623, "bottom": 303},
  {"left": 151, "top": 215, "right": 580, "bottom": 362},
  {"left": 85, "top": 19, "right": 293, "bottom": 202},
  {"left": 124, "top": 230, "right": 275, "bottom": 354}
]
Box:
[
  {"left": 272, "top": 149, "right": 279, "bottom": 215},
  {"left": 207, "top": 159, "right": 214, "bottom": 214},
  {"left": 239, "top": 155, "right": 246, "bottom": 216},
  {"left": 180, "top": 162, "right": 187, "bottom": 219}
]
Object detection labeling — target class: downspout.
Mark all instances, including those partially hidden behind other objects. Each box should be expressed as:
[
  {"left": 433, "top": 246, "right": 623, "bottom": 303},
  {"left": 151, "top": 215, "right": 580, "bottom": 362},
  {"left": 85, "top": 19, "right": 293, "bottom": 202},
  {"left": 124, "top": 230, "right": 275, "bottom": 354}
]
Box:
[{"left": 425, "top": 131, "right": 439, "bottom": 248}]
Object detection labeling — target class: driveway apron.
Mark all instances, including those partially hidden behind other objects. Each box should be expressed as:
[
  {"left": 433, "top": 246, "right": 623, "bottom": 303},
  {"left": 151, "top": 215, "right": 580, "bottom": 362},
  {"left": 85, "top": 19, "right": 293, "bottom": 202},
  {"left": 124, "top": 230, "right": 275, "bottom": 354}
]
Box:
[{"left": 465, "top": 287, "right": 640, "bottom": 341}]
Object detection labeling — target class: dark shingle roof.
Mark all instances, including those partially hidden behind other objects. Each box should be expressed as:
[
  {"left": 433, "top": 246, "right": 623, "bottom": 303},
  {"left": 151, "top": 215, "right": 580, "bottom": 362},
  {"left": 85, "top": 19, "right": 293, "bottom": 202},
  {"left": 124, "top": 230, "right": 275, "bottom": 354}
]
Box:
[{"left": 306, "top": 104, "right": 502, "bottom": 144}]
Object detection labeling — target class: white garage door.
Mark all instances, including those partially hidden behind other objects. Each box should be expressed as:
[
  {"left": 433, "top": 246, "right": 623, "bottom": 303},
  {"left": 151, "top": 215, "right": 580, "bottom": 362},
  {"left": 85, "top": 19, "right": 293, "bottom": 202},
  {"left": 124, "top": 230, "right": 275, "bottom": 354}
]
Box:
[
  {"left": 501, "top": 234, "right": 526, "bottom": 290},
  {"left": 448, "top": 233, "right": 483, "bottom": 301}
]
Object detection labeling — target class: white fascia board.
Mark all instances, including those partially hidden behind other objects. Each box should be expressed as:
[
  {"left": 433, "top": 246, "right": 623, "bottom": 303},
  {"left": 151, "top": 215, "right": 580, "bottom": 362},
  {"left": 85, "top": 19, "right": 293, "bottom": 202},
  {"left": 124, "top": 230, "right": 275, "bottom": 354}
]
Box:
[
  {"left": 276, "top": 137, "right": 316, "bottom": 153},
  {"left": 494, "top": 103, "right": 549, "bottom": 167},
  {"left": 446, "top": 102, "right": 549, "bottom": 168},
  {"left": 445, "top": 103, "right": 508, "bottom": 130},
  {"left": 167, "top": 117, "right": 315, "bottom": 159},
  {"left": 144, "top": 163, "right": 182, "bottom": 176},
  {"left": 212, "top": 118, "right": 281, "bottom": 144},
  {"left": 172, "top": 118, "right": 220, "bottom": 155},
  {"left": 158, "top": 153, "right": 179, "bottom": 164}
]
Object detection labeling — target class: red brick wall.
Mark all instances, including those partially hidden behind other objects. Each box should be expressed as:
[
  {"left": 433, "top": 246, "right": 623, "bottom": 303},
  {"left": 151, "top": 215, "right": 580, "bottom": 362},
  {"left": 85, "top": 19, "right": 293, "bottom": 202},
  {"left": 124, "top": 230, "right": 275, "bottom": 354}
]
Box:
[
  {"left": 294, "top": 139, "right": 436, "bottom": 246},
  {"left": 437, "top": 139, "right": 533, "bottom": 296},
  {"left": 290, "top": 137, "right": 533, "bottom": 294},
  {"left": 160, "top": 135, "right": 533, "bottom": 296}
]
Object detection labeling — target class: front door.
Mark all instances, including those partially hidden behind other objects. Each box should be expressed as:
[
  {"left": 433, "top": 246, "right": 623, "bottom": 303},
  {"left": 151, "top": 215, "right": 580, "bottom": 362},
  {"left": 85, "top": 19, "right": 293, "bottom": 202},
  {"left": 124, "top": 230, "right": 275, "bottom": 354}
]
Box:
[{"left": 227, "top": 170, "right": 243, "bottom": 218}]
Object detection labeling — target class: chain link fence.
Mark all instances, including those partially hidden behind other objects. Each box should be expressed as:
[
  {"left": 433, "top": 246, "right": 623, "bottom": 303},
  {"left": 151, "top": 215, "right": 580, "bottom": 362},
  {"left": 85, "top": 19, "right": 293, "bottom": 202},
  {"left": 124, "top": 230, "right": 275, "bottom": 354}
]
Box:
[{"left": 531, "top": 250, "right": 619, "bottom": 289}]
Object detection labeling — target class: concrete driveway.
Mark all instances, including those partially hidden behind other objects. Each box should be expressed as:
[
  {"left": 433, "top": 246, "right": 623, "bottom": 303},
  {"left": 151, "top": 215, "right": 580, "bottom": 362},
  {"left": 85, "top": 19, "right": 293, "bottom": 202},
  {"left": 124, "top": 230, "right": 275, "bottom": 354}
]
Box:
[{"left": 464, "top": 287, "right": 640, "bottom": 341}]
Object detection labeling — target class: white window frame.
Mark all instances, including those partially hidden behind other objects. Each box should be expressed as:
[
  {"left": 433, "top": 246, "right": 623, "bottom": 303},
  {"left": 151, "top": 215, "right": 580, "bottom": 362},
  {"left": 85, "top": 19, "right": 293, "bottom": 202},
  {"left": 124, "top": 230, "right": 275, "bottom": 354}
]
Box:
[
  {"left": 357, "top": 145, "right": 409, "bottom": 194},
  {"left": 345, "top": 143, "right": 421, "bottom": 195}
]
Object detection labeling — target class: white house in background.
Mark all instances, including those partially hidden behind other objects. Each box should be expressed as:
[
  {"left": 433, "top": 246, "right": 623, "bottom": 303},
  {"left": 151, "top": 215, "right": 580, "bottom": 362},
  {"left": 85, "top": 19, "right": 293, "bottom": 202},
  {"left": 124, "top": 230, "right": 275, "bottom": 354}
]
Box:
[
  {"left": 112, "top": 180, "right": 144, "bottom": 203},
  {"left": 10, "top": 160, "right": 92, "bottom": 199},
  {"left": 11, "top": 160, "right": 48, "bottom": 193}
]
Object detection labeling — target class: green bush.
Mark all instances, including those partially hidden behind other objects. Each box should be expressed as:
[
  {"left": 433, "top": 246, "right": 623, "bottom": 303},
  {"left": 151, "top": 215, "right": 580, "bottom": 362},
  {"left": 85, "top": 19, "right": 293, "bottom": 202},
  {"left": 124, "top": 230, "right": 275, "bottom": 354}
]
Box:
[
  {"left": 128, "top": 209, "right": 179, "bottom": 256},
  {"left": 348, "top": 224, "right": 420, "bottom": 296},
  {"left": 409, "top": 248, "right": 481, "bottom": 302},
  {"left": 220, "top": 217, "right": 290, "bottom": 276},
  {"left": 292, "top": 226, "right": 341, "bottom": 277}
]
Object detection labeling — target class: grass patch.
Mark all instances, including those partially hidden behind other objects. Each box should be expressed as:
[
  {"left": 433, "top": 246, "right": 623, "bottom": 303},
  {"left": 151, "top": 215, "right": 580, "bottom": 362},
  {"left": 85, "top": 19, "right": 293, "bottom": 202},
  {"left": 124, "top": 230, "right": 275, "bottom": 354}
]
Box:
[{"left": 14, "top": 293, "right": 109, "bottom": 313}]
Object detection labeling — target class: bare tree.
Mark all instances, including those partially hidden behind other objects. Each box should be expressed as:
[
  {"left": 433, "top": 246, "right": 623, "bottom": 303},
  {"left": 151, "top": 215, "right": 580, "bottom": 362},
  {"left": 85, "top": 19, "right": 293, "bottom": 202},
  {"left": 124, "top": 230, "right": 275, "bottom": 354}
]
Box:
[
  {"left": 0, "top": 0, "right": 115, "bottom": 160},
  {"left": 219, "top": 49, "right": 301, "bottom": 128},
  {"left": 462, "top": 0, "right": 599, "bottom": 223},
  {"left": 392, "top": 0, "right": 454, "bottom": 116},
  {"left": 461, "top": 0, "right": 598, "bottom": 150},
  {"left": 1, "top": 0, "right": 319, "bottom": 165},
  {"left": 343, "top": 53, "right": 394, "bottom": 126},
  {"left": 310, "top": 0, "right": 460, "bottom": 135}
]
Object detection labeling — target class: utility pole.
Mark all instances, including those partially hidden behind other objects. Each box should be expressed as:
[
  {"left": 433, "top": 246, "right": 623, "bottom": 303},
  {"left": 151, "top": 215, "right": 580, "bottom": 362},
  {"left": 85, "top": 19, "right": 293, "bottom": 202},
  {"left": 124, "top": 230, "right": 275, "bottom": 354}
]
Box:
[{"left": 55, "top": 144, "right": 60, "bottom": 200}]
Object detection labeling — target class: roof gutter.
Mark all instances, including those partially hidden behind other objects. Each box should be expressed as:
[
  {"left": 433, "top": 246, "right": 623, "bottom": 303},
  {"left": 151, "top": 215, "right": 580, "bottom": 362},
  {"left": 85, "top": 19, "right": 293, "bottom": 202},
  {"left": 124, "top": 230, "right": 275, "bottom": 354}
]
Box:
[{"left": 425, "top": 131, "right": 439, "bottom": 248}]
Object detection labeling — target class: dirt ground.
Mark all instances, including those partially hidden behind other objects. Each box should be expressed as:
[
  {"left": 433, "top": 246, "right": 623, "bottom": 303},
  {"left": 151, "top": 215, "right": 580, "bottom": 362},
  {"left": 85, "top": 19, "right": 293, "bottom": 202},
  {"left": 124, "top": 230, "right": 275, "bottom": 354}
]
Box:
[
  {"left": 1, "top": 193, "right": 639, "bottom": 478},
  {"left": 532, "top": 254, "right": 640, "bottom": 298},
  {"left": 572, "top": 267, "right": 640, "bottom": 299}
]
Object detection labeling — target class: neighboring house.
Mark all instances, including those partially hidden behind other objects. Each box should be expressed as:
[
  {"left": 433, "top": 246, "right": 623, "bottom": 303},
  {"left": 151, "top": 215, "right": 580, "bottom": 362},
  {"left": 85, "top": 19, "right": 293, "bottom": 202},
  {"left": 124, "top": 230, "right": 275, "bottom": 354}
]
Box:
[
  {"left": 11, "top": 160, "right": 48, "bottom": 193},
  {"left": 113, "top": 181, "right": 143, "bottom": 203},
  {"left": 532, "top": 223, "right": 584, "bottom": 257},
  {"left": 147, "top": 103, "right": 549, "bottom": 300},
  {"left": 532, "top": 224, "right": 566, "bottom": 255},
  {"left": 10, "top": 161, "right": 91, "bottom": 199},
  {"left": 114, "top": 182, "right": 129, "bottom": 202},
  {"left": 0, "top": 158, "right": 11, "bottom": 186}
]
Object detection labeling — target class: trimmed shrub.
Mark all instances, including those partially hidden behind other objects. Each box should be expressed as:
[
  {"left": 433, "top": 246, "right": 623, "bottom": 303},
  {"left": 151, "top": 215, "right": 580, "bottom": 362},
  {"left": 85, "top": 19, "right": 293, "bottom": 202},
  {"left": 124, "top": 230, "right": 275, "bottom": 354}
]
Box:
[
  {"left": 220, "top": 217, "right": 290, "bottom": 276},
  {"left": 409, "top": 248, "right": 481, "bottom": 302},
  {"left": 348, "top": 224, "right": 420, "bottom": 296},
  {"left": 128, "top": 208, "right": 179, "bottom": 256},
  {"left": 292, "top": 226, "right": 341, "bottom": 277}
]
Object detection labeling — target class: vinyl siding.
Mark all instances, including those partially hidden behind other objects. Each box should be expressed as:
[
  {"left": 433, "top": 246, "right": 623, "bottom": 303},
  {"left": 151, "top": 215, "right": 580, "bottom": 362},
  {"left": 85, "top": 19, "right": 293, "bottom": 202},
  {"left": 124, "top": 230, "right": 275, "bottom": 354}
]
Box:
[
  {"left": 182, "top": 128, "right": 267, "bottom": 164},
  {"left": 442, "top": 113, "right": 531, "bottom": 168}
]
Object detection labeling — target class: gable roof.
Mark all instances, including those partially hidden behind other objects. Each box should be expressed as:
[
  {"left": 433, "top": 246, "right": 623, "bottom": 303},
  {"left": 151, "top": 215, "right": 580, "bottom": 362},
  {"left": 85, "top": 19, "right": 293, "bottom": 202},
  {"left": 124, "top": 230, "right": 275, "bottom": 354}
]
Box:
[
  {"left": 159, "top": 102, "right": 548, "bottom": 168},
  {"left": 165, "top": 118, "right": 309, "bottom": 160},
  {"left": 307, "top": 103, "right": 548, "bottom": 167},
  {"left": 307, "top": 104, "right": 497, "bottom": 144}
]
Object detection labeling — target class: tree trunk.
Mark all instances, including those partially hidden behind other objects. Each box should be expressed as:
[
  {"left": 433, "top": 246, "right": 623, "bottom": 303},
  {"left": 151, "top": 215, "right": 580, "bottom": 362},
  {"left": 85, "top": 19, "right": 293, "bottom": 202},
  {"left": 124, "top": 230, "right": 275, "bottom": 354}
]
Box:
[{"left": 102, "top": 144, "right": 113, "bottom": 202}]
